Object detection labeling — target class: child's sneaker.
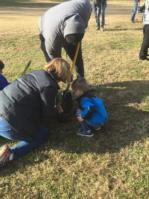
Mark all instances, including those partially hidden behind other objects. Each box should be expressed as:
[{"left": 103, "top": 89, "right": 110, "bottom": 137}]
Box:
[
  {"left": 77, "top": 128, "right": 94, "bottom": 137},
  {"left": 0, "top": 145, "right": 13, "bottom": 167},
  {"left": 94, "top": 126, "right": 102, "bottom": 131},
  {"left": 77, "top": 122, "right": 94, "bottom": 137}
]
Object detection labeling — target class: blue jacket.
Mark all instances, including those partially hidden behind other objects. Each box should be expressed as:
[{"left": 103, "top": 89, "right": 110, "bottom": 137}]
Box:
[
  {"left": 78, "top": 92, "right": 108, "bottom": 127},
  {"left": 0, "top": 74, "right": 8, "bottom": 90}
]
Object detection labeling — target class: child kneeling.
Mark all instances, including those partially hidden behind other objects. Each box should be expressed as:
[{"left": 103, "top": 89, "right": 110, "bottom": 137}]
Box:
[{"left": 71, "top": 78, "right": 108, "bottom": 137}]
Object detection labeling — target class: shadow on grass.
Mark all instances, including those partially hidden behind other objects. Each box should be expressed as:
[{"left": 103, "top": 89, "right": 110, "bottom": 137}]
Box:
[
  {"left": 46, "top": 80, "right": 149, "bottom": 154},
  {"left": 1, "top": 80, "right": 149, "bottom": 174}
]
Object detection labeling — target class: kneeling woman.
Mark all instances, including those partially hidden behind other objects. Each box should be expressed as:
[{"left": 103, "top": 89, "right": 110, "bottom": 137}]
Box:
[{"left": 0, "top": 58, "right": 72, "bottom": 166}]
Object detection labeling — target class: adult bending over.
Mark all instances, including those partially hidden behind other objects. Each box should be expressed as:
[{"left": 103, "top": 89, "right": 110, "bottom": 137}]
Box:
[
  {"left": 0, "top": 58, "right": 72, "bottom": 167},
  {"left": 39, "top": 0, "right": 92, "bottom": 77}
]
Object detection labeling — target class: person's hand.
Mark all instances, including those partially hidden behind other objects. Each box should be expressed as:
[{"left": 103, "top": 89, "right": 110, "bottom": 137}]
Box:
[
  {"left": 77, "top": 116, "right": 84, "bottom": 122},
  {"left": 56, "top": 104, "right": 63, "bottom": 113},
  {"left": 76, "top": 108, "right": 81, "bottom": 116}
]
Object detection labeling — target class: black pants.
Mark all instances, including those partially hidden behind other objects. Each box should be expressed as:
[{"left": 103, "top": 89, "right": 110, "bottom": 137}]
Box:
[
  {"left": 63, "top": 43, "right": 84, "bottom": 77},
  {"left": 39, "top": 34, "right": 84, "bottom": 77},
  {"left": 139, "top": 25, "right": 149, "bottom": 59}
]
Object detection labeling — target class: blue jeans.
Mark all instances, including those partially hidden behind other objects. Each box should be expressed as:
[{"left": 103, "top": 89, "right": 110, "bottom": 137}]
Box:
[
  {"left": 76, "top": 109, "right": 102, "bottom": 130},
  {"left": 93, "top": 3, "right": 106, "bottom": 29},
  {"left": 131, "top": 0, "right": 139, "bottom": 22},
  {"left": 0, "top": 116, "right": 49, "bottom": 159}
]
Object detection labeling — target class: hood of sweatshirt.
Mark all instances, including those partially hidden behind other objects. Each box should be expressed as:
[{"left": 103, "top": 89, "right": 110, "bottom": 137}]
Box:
[{"left": 63, "top": 14, "right": 86, "bottom": 37}]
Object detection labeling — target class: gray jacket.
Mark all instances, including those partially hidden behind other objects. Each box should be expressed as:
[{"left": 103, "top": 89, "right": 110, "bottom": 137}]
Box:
[
  {"left": 0, "top": 70, "right": 59, "bottom": 140},
  {"left": 143, "top": 0, "right": 149, "bottom": 25},
  {"left": 39, "top": 0, "right": 92, "bottom": 59}
]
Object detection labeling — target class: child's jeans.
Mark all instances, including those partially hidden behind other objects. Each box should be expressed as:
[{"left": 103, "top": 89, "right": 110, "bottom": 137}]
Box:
[
  {"left": 0, "top": 116, "right": 49, "bottom": 159},
  {"left": 79, "top": 121, "right": 91, "bottom": 132},
  {"left": 76, "top": 109, "right": 101, "bottom": 131}
]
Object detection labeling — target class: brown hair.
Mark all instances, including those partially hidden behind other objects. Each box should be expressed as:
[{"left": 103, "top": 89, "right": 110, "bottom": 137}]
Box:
[
  {"left": 0, "top": 60, "right": 5, "bottom": 70},
  {"left": 71, "top": 78, "right": 92, "bottom": 93},
  {"left": 44, "top": 58, "right": 72, "bottom": 83}
]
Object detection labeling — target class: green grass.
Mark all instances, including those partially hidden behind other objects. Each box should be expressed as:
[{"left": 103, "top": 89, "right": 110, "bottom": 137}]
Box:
[{"left": 0, "top": 0, "right": 149, "bottom": 198}]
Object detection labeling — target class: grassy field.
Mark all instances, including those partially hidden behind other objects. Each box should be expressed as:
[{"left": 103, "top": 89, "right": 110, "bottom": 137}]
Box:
[{"left": 0, "top": 0, "right": 149, "bottom": 198}]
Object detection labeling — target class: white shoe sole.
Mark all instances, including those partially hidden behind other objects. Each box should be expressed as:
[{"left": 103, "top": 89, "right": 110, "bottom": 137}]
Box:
[{"left": 77, "top": 132, "right": 94, "bottom": 137}]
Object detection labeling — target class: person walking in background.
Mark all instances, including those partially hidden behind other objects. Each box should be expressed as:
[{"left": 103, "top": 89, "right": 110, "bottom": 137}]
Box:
[
  {"left": 131, "top": 0, "right": 140, "bottom": 23},
  {"left": 0, "top": 58, "right": 72, "bottom": 167},
  {"left": 139, "top": 0, "right": 149, "bottom": 60},
  {"left": 93, "top": 0, "right": 107, "bottom": 31},
  {"left": 39, "top": 0, "right": 92, "bottom": 77},
  {"left": 0, "top": 60, "right": 9, "bottom": 90}
]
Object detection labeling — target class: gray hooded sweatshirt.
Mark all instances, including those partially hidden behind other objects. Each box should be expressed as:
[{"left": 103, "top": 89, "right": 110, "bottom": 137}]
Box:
[
  {"left": 143, "top": 0, "right": 149, "bottom": 25},
  {"left": 39, "top": 0, "right": 92, "bottom": 59}
]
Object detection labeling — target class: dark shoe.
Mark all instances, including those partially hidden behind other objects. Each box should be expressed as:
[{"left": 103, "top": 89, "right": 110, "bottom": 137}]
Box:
[
  {"left": 139, "top": 56, "right": 147, "bottom": 60},
  {"left": 77, "top": 128, "right": 94, "bottom": 137},
  {"left": 78, "top": 122, "right": 94, "bottom": 137},
  {"left": 139, "top": 51, "right": 148, "bottom": 60}
]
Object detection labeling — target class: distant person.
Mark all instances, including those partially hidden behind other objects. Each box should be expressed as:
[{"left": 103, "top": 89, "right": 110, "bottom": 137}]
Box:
[
  {"left": 39, "top": 0, "right": 92, "bottom": 77},
  {"left": 0, "top": 58, "right": 72, "bottom": 167},
  {"left": 131, "top": 0, "right": 140, "bottom": 23},
  {"left": 0, "top": 60, "right": 9, "bottom": 90},
  {"left": 71, "top": 78, "right": 108, "bottom": 137},
  {"left": 139, "top": 0, "right": 149, "bottom": 60},
  {"left": 93, "top": 0, "right": 107, "bottom": 31}
]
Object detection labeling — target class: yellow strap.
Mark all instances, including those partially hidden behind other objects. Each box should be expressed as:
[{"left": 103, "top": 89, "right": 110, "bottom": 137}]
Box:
[{"left": 70, "top": 42, "right": 80, "bottom": 74}]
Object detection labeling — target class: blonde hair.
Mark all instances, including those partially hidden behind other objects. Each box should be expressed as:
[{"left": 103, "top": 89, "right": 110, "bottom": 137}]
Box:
[
  {"left": 44, "top": 58, "right": 72, "bottom": 83},
  {"left": 71, "top": 78, "right": 92, "bottom": 93}
]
